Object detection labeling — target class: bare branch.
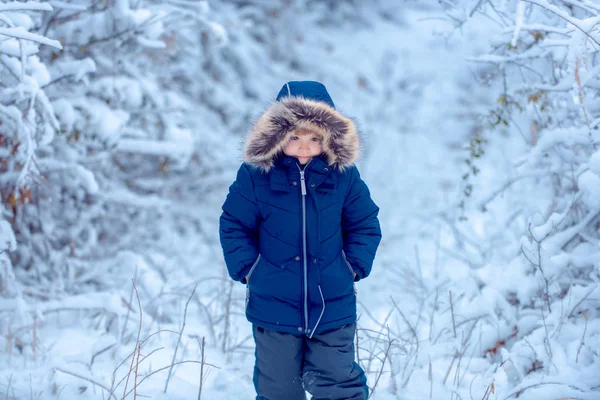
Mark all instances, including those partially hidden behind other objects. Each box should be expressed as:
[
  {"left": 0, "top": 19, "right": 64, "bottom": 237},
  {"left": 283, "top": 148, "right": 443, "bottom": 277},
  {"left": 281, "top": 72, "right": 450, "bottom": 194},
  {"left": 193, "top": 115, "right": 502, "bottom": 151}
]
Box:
[{"left": 164, "top": 284, "right": 197, "bottom": 393}]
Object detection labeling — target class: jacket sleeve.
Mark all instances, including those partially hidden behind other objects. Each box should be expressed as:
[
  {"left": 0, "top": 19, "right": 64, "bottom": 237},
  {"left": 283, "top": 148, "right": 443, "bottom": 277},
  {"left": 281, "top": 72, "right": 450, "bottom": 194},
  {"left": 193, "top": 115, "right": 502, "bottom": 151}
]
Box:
[
  {"left": 342, "top": 166, "right": 382, "bottom": 281},
  {"left": 219, "top": 163, "right": 260, "bottom": 283}
]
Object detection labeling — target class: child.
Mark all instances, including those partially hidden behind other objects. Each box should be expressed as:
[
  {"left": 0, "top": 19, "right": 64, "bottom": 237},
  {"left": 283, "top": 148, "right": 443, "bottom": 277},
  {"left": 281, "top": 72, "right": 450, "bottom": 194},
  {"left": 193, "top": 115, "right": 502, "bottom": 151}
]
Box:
[{"left": 220, "top": 81, "right": 382, "bottom": 400}]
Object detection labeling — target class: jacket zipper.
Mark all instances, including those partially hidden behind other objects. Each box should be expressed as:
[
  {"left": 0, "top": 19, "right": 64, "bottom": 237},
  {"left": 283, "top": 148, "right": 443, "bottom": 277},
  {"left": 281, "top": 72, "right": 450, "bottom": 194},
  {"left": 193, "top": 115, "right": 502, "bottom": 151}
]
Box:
[{"left": 297, "top": 160, "right": 311, "bottom": 332}]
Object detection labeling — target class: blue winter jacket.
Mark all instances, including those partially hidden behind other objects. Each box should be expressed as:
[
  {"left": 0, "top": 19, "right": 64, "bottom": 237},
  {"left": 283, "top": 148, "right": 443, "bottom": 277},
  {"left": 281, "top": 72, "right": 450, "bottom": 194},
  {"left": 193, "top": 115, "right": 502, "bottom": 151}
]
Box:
[{"left": 219, "top": 81, "right": 382, "bottom": 336}]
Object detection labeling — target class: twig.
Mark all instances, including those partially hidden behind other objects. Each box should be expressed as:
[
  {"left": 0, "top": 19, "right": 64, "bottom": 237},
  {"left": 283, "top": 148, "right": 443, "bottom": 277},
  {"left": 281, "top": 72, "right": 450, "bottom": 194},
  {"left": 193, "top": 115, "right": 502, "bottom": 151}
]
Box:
[
  {"left": 56, "top": 384, "right": 66, "bottom": 400},
  {"left": 6, "top": 374, "right": 12, "bottom": 400},
  {"left": 428, "top": 355, "right": 433, "bottom": 399},
  {"left": 522, "top": 0, "right": 600, "bottom": 47},
  {"left": 55, "top": 368, "right": 116, "bottom": 400},
  {"left": 540, "top": 300, "right": 553, "bottom": 359},
  {"left": 369, "top": 328, "right": 395, "bottom": 399},
  {"left": 414, "top": 245, "right": 424, "bottom": 283},
  {"left": 443, "top": 351, "right": 459, "bottom": 385},
  {"left": 368, "top": 308, "right": 395, "bottom": 372},
  {"left": 225, "top": 334, "right": 254, "bottom": 353},
  {"left": 124, "top": 361, "right": 220, "bottom": 399},
  {"left": 481, "top": 382, "right": 493, "bottom": 400},
  {"left": 575, "top": 313, "right": 588, "bottom": 363},
  {"left": 121, "top": 266, "right": 138, "bottom": 343},
  {"left": 528, "top": 223, "right": 551, "bottom": 313},
  {"left": 559, "top": 0, "right": 600, "bottom": 14},
  {"left": 90, "top": 343, "right": 115, "bottom": 367},
  {"left": 164, "top": 284, "right": 197, "bottom": 393},
  {"left": 470, "top": 375, "right": 478, "bottom": 400},
  {"left": 197, "top": 337, "right": 206, "bottom": 400},
  {"left": 478, "top": 172, "right": 552, "bottom": 211},
  {"left": 390, "top": 297, "right": 420, "bottom": 388},
  {"left": 501, "top": 381, "right": 587, "bottom": 400},
  {"left": 568, "top": 285, "right": 597, "bottom": 318},
  {"left": 222, "top": 281, "right": 234, "bottom": 353},
  {"left": 453, "top": 332, "right": 466, "bottom": 396},
  {"left": 109, "top": 330, "right": 179, "bottom": 398},
  {"left": 134, "top": 315, "right": 143, "bottom": 400},
  {"left": 450, "top": 291, "right": 457, "bottom": 338},
  {"left": 122, "top": 279, "right": 143, "bottom": 400},
  {"left": 444, "top": 321, "right": 479, "bottom": 386},
  {"left": 458, "top": 331, "right": 482, "bottom": 386},
  {"left": 429, "top": 287, "right": 439, "bottom": 342},
  {"left": 194, "top": 297, "right": 217, "bottom": 344}
]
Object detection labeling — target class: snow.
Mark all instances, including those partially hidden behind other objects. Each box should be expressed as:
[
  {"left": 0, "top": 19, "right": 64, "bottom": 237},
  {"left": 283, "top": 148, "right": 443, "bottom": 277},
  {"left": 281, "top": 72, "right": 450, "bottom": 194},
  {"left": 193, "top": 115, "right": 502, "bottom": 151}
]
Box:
[
  {"left": 0, "top": 26, "right": 62, "bottom": 49},
  {"left": 0, "top": 38, "right": 38, "bottom": 57},
  {"left": 0, "top": 2, "right": 52, "bottom": 12},
  {"left": 116, "top": 137, "right": 192, "bottom": 161},
  {"left": 51, "top": 99, "right": 76, "bottom": 132},
  {"left": 48, "top": 1, "right": 87, "bottom": 11},
  {"left": 54, "top": 57, "right": 97, "bottom": 83},
  {"left": 590, "top": 150, "right": 600, "bottom": 177},
  {"left": 511, "top": 1, "right": 525, "bottom": 48},
  {"left": 578, "top": 170, "right": 600, "bottom": 209},
  {"left": 0, "top": 220, "right": 17, "bottom": 253},
  {"left": 136, "top": 35, "right": 167, "bottom": 49},
  {"left": 207, "top": 21, "right": 228, "bottom": 47},
  {"left": 1, "top": 1, "right": 600, "bottom": 399},
  {"left": 93, "top": 106, "right": 130, "bottom": 144},
  {"left": 28, "top": 55, "right": 50, "bottom": 86}
]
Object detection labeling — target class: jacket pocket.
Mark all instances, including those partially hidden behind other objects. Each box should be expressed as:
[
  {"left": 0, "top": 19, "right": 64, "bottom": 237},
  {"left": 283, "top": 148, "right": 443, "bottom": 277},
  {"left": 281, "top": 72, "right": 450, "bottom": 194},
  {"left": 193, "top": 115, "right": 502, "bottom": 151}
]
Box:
[
  {"left": 247, "top": 254, "right": 261, "bottom": 283},
  {"left": 342, "top": 250, "right": 358, "bottom": 295},
  {"left": 341, "top": 250, "right": 355, "bottom": 277},
  {"left": 246, "top": 254, "right": 261, "bottom": 309}
]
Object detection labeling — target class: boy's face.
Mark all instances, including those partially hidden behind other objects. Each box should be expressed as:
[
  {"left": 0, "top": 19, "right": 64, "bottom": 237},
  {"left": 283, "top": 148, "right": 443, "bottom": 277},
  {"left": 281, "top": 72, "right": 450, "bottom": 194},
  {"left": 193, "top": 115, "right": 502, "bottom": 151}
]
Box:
[{"left": 283, "top": 129, "right": 323, "bottom": 165}]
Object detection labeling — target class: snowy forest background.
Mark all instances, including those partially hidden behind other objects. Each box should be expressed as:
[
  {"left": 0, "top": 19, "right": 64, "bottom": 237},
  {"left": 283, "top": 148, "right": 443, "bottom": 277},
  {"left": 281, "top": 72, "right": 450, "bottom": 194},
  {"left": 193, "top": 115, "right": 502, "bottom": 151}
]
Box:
[{"left": 1, "top": 0, "right": 599, "bottom": 399}]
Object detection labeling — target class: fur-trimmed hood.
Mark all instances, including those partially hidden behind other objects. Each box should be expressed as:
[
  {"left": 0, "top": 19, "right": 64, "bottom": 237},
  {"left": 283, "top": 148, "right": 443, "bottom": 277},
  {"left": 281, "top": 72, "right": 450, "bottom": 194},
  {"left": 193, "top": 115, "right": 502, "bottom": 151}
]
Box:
[{"left": 244, "top": 83, "right": 359, "bottom": 172}]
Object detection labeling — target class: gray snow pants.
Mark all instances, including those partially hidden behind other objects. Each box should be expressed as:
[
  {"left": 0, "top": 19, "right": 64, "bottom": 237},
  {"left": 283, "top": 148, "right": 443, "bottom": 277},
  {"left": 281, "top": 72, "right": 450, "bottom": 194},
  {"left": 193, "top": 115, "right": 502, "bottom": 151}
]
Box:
[{"left": 252, "top": 323, "right": 368, "bottom": 400}]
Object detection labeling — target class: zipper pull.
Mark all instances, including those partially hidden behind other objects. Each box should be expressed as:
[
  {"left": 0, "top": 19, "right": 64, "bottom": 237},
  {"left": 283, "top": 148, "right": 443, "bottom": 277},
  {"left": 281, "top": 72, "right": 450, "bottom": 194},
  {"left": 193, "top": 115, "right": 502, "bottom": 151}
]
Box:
[{"left": 300, "top": 171, "right": 307, "bottom": 196}]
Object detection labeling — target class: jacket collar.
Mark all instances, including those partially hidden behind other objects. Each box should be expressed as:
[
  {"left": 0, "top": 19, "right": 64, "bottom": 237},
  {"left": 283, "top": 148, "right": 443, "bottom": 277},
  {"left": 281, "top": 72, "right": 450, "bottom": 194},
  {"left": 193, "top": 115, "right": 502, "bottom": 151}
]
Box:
[{"left": 269, "top": 154, "right": 333, "bottom": 192}]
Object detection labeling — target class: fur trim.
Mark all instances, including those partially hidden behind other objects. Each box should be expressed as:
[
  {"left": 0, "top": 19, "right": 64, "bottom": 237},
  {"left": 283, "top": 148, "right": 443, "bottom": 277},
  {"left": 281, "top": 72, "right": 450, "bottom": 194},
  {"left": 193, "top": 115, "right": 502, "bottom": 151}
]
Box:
[{"left": 244, "top": 97, "right": 359, "bottom": 172}]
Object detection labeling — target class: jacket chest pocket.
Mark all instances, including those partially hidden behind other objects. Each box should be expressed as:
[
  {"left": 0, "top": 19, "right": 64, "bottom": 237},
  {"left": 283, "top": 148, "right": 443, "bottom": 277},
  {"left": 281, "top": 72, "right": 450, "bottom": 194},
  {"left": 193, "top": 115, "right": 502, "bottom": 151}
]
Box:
[
  {"left": 315, "top": 178, "right": 340, "bottom": 211},
  {"left": 317, "top": 182, "right": 336, "bottom": 193}
]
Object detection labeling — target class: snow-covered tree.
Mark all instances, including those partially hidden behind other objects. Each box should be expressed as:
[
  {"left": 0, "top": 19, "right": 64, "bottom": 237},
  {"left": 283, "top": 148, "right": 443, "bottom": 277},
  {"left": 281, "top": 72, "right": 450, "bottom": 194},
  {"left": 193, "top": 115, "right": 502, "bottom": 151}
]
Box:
[
  {"left": 1, "top": 1, "right": 62, "bottom": 311},
  {"left": 430, "top": 0, "right": 600, "bottom": 397}
]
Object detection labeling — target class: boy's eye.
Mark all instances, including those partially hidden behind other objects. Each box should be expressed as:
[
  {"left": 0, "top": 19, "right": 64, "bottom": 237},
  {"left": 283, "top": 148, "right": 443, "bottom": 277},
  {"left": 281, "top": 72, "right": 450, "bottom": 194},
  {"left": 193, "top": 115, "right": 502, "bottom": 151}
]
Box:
[
  {"left": 290, "top": 136, "right": 299, "bottom": 141},
  {"left": 311, "top": 137, "right": 321, "bottom": 142}
]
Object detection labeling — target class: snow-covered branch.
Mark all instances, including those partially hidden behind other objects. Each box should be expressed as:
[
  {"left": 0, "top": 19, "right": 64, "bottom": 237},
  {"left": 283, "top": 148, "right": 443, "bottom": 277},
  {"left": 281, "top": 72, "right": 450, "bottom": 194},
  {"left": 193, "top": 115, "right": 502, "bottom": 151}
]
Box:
[
  {"left": 522, "top": 0, "right": 600, "bottom": 46},
  {"left": 0, "top": 1, "right": 52, "bottom": 12},
  {"left": 0, "top": 27, "right": 62, "bottom": 49}
]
